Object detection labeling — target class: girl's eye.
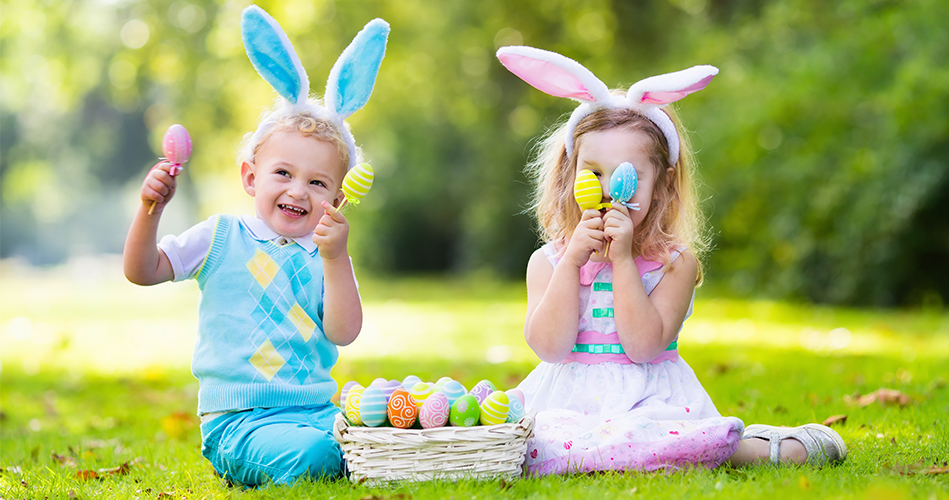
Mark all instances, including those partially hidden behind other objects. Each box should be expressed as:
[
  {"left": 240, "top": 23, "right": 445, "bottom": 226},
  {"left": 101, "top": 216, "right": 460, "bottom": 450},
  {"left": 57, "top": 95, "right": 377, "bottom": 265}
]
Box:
[
  {"left": 276, "top": 169, "right": 290, "bottom": 177},
  {"left": 310, "top": 180, "right": 325, "bottom": 187}
]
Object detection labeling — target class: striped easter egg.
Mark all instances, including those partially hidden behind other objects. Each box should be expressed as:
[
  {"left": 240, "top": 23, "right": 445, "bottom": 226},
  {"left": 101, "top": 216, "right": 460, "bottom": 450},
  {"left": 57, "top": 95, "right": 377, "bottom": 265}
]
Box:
[
  {"left": 340, "top": 380, "right": 359, "bottom": 412},
  {"left": 402, "top": 375, "right": 422, "bottom": 391},
  {"left": 479, "top": 391, "right": 510, "bottom": 426},
  {"left": 419, "top": 392, "right": 450, "bottom": 428},
  {"left": 345, "top": 385, "right": 365, "bottom": 426},
  {"left": 360, "top": 386, "right": 387, "bottom": 427},
  {"left": 468, "top": 379, "right": 496, "bottom": 405},
  {"left": 505, "top": 390, "right": 526, "bottom": 423},
  {"left": 574, "top": 169, "right": 603, "bottom": 210},
  {"left": 433, "top": 376, "right": 453, "bottom": 392},
  {"left": 386, "top": 387, "right": 417, "bottom": 429},
  {"left": 341, "top": 163, "right": 374, "bottom": 204},
  {"left": 440, "top": 380, "right": 467, "bottom": 406},
  {"left": 410, "top": 382, "right": 434, "bottom": 408},
  {"left": 381, "top": 379, "right": 402, "bottom": 401},
  {"left": 369, "top": 377, "right": 387, "bottom": 388}
]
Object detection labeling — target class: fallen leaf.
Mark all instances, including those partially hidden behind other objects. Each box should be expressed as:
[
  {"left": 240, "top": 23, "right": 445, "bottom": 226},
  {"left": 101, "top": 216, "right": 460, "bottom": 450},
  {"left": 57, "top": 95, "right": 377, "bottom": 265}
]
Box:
[
  {"left": 844, "top": 388, "right": 913, "bottom": 408},
  {"left": 76, "top": 469, "right": 98, "bottom": 480},
  {"left": 822, "top": 414, "right": 847, "bottom": 427},
  {"left": 52, "top": 451, "right": 77, "bottom": 467},
  {"left": 923, "top": 467, "right": 949, "bottom": 475},
  {"left": 797, "top": 474, "right": 810, "bottom": 490},
  {"left": 157, "top": 493, "right": 175, "bottom": 499},
  {"left": 161, "top": 412, "right": 197, "bottom": 440},
  {"left": 98, "top": 462, "right": 131, "bottom": 476}
]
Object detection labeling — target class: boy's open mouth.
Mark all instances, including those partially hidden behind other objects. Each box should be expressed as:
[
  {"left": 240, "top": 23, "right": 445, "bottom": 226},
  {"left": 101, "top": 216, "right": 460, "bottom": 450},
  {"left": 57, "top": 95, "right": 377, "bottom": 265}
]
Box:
[{"left": 279, "top": 204, "right": 308, "bottom": 218}]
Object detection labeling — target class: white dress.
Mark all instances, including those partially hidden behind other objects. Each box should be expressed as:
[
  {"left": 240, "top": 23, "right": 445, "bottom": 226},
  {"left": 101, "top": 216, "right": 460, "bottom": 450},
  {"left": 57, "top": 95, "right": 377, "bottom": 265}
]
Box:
[{"left": 518, "top": 243, "right": 744, "bottom": 476}]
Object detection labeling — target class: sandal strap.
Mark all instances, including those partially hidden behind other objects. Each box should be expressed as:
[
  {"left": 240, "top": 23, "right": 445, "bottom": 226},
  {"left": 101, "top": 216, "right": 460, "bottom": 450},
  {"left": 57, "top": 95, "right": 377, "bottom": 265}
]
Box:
[{"left": 767, "top": 431, "right": 781, "bottom": 465}]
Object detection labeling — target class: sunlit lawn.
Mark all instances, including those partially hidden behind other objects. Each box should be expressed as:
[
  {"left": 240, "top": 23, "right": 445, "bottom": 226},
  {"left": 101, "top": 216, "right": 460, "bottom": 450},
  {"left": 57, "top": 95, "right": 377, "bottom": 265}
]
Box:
[{"left": 1, "top": 257, "right": 947, "bottom": 499}]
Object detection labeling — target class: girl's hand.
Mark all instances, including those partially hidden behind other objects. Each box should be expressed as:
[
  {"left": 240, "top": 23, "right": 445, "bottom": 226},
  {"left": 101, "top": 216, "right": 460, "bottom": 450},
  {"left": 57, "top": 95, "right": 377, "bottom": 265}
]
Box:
[
  {"left": 312, "top": 200, "right": 350, "bottom": 260},
  {"left": 603, "top": 204, "right": 634, "bottom": 263},
  {"left": 564, "top": 209, "right": 605, "bottom": 268},
  {"left": 141, "top": 162, "right": 177, "bottom": 213}
]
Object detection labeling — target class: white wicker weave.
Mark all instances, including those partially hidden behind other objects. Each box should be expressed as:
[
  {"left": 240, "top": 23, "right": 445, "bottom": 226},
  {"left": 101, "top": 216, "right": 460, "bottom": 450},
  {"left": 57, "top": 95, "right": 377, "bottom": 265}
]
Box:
[{"left": 333, "top": 413, "right": 534, "bottom": 484}]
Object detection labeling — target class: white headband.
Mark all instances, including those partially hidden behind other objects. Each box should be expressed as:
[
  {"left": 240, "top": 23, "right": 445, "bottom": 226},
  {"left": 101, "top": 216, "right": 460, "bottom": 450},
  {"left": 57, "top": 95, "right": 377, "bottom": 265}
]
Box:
[
  {"left": 497, "top": 46, "right": 718, "bottom": 166},
  {"left": 241, "top": 5, "right": 389, "bottom": 169}
]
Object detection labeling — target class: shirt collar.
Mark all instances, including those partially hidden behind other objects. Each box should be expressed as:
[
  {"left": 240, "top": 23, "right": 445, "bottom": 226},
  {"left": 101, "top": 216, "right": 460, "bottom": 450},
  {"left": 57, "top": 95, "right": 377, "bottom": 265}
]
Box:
[{"left": 239, "top": 215, "right": 318, "bottom": 255}]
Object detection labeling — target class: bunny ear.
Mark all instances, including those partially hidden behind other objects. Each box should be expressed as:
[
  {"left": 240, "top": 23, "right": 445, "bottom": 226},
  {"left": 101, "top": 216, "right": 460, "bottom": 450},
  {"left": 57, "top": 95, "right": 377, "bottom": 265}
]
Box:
[
  {"left": 497, "top": 46, "right": 610, "bottom": 103},
  {"left": 325, "top": 18, "right": 390, "bottom": 119},
  {"left": 627, "top": 65, "right": 718, "bottom": 106},
  {"left": 241, "top": 5, "right": 310, "bottom": 105}
]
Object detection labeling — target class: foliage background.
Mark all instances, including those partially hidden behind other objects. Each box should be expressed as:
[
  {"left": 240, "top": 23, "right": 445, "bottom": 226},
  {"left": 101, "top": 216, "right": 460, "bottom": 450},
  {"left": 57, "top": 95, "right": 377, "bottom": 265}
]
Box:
[{"left": 2, "top": 0, "right": 947, "bottom": 306}]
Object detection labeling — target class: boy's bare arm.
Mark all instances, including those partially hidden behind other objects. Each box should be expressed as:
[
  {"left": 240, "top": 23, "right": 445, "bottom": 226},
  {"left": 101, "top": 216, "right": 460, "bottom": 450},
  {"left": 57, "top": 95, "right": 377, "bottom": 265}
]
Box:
[
  {"left": 124, "top": 165, "right": 176, "bottom": 285},
  {"left": 321, "top": 254, "right": 363, "bottom": 346}
]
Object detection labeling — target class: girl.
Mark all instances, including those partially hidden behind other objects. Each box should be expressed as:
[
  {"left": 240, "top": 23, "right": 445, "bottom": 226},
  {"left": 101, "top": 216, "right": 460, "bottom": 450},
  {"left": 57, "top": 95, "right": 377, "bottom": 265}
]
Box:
[
  {"left": 497, "top": 46, "right": 847, "bottom": 475},
  {"left": 123, "top": 7, "right": 388, "bottom": 485}
]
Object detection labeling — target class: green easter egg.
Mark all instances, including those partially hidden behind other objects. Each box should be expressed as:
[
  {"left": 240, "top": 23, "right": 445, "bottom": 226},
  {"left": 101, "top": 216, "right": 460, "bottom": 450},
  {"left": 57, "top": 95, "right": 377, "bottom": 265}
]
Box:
[{"left": 449, "top": 394, "right": 481, "bottom": 427}]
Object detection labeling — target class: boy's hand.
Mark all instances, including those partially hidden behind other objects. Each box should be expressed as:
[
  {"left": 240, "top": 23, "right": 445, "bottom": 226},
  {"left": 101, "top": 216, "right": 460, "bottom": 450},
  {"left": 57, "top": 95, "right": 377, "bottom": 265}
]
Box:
[
  {"left": 603, "top": 204, "right": 634, "bottom": 263},
  {"left": 312, "top": 200, "right": 349, "bottom": 259},
  {"left": 142, "top": 162, "right": 177, "bottom": 213},
  {"left": 565, "top": 209, "right": 605, "bottom": 268}
]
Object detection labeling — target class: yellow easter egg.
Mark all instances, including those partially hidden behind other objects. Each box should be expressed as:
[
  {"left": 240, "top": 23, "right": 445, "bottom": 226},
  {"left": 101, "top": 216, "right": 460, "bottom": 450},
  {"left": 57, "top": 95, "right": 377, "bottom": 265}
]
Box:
[
  {"left": 574, "top": 169, "right": 602, "bottom": 211},
  {"left": 410, "top": 382, "right": 434, "bottom": 408},
  {"left": 479, "top": 390, "right": 510, "bottom": 426},
  {"left": 342, "top": 163, "right": 374, "bottom": 204},
  {"left": 345, "top": 385, "right": 365, "bottom": 425}
]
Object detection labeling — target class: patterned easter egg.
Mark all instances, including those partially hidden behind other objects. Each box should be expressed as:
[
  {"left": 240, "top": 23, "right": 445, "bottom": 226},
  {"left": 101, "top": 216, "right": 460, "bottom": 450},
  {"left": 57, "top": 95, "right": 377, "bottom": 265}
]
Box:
[
  {"left": 506, "top": 390, "right": 526, "bottom": 423},
  {"left": 342, "top": 163, "right": 374, "bottom": 204},
  {"left": 449, "top": 394, "right": 481, "bottom": 427},
  {"left": 440, "top": 380, "right": 467, "bottom": 406},
  {"left": 386, "top": 387, "right": 417, "bottom": 429},
  {"left": 381, "top": 380, "right": 402, "bottom": 401},
  {"left": 469, "top": 380, "right": 496, "bottom": 405},
  {"left": 410, "top": 382, "right": 434, "bottom": 408},
  {"left": 609, "top": 161, "right": 638, "bottom": 204},
  {"left": 345, "top": 385, "right": 365, "bottom": 426},
  {"left": 419, "top": 392, "right": 450, "bottom": 429},
  {"left": 433, "top": 377, "right": 453, "bottom": 392},
  {"left": 574, "top": 169, "right": 603, "bottom": 210},
  {"left": 506, "top": 388, "right": 526, "bottom": 406},
  {"left": 340, "top": 380, "right": 359, "bottom": 411},
  {"left": 162, "top": 124, "right": 192, "bottom": 165},
  {"left": 480, "top": 391, "right": 510, "bottom": 426},
  {"left": 402, "top": 375, "right": 422, "bottom": 391},
  {"left": 360, "top": 386, "right": 387, "bottom": 427},
  {"left": 369, "top": 377, "right": 387, "bottom": 388}
]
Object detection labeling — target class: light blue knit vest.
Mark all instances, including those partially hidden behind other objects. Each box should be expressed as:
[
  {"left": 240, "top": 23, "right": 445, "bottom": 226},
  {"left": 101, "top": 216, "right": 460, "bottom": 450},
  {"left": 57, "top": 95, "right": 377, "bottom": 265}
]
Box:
[{"left": 193, "top": 215, "right": 338, "bottom": 414}]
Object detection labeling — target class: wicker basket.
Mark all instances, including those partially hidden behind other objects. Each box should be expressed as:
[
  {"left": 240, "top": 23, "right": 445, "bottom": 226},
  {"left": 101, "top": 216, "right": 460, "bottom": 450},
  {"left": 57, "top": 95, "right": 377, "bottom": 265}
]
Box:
[{"left": 333, "top": 413, "right": 534, "bottom": 484}]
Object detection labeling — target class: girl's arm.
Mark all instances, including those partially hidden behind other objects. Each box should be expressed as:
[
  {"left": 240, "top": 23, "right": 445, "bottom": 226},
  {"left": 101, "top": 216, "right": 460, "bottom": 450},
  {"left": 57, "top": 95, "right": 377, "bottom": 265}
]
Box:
[
  {"left": 611, "top": 249, "right": 697, "bottom": 363},
  {"left": 525, "top": 209, "right": 605, "bottom": 362},
  {"left": 314, "top": 201, "right": 362, "bottom": 346},
  {"left": 124, "top": 164, "right": 176, "bottom": 285}
]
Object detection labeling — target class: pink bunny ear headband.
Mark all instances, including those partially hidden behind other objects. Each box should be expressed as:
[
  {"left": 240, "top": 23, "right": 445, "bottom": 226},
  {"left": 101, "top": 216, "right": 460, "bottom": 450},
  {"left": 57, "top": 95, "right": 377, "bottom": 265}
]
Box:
[{"left": 496, "top": 46, "right": 718, "bottom": 166}]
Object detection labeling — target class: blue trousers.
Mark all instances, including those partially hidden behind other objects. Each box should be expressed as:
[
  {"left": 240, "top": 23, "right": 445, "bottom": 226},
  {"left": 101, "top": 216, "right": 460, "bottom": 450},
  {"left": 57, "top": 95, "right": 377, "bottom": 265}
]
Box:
[{"left": 200, "top": 404, "right": 343, "bottom": 486}]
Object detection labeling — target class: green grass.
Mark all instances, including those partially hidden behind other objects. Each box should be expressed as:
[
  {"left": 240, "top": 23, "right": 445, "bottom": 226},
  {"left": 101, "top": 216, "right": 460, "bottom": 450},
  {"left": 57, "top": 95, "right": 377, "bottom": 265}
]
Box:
[{"left": 1, "top": 259, "right": 948, "bottom": 499}]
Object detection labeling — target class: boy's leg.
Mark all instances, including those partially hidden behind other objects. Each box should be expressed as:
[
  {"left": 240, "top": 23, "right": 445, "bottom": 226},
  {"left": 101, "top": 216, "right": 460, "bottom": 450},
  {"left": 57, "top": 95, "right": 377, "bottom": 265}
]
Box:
[{"left": 200, "top": 404, "right": 343, "bottom": 486}]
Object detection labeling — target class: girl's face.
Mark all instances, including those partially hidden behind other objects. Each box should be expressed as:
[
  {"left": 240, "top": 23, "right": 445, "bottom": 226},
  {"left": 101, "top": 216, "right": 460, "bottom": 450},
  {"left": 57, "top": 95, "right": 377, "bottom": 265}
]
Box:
[
  {"left": 575, "top": 128, "right": 668, "bottom": 228},
  {"left": 241, "top": 129, "right": 346, "bottom": 238}
]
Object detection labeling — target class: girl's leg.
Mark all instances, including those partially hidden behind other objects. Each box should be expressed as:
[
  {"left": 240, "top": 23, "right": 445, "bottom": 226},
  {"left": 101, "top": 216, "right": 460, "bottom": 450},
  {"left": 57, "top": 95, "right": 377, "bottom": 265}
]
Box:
[
  {"left": 727, "top": 436, "right": 807, "bottom": 466},
  {"left": 727, "top": 423, "right": 845, "bottom": 467}
]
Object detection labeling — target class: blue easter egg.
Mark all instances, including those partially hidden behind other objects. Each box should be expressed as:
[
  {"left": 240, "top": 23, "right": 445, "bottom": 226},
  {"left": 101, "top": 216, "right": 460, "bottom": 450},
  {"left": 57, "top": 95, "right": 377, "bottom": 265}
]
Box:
[
  {"left": 402, "top": 375, "right": 422, "bottom": 391},
  {"left": 434, "top": 376, "right": 453, "bottom": 392},
  {"left": 360, "top": 386, "right": 388, "bottom": 427},
  {"left": 506, "top": 390, "right": 526, "bottom": 423},
  {"left": 609, "top": 162, "right": 638, "bottom": 204},
  {"left": 440, "top": 380, "right": 467, "bottom": 406}
]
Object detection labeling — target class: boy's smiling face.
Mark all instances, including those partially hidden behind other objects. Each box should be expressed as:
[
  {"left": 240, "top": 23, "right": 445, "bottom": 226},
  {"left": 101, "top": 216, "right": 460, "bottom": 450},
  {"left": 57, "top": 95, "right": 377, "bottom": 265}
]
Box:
[{"left": 241, "top": 129, "right": 346, "bottom": 238}]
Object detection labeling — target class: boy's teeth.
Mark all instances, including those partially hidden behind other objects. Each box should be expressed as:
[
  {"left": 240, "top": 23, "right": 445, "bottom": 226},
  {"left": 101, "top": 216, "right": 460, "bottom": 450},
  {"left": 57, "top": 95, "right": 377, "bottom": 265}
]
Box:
[{"left": 280, "top": 204, "right": 306, "bottom": 215}]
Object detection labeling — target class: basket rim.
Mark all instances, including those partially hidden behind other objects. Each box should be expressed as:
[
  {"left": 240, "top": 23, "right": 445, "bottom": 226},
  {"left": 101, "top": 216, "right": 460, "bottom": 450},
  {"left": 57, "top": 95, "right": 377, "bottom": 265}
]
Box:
[{"left": 333, "top": 412, "right": 534, "bottom": 440}]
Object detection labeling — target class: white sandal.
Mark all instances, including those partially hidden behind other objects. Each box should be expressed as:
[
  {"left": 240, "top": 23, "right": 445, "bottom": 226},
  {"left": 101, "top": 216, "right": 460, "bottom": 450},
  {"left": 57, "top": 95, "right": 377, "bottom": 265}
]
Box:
[{"left": 742, "top": 423, "right": 848, "bottom": 466}]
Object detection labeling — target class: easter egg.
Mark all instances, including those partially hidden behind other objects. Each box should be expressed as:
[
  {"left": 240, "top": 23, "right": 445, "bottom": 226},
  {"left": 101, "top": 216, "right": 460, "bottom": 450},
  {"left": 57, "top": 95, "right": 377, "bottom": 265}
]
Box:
[
  {"left": 480, "top": 391, "right": 510, "bottom": 426},
  {"left": 506, "top": 388, "right": 526, "bottom": 406},
  {"left": 440, "top": 380, "right": 467, "bottom": 406},
  {"left": 360, "top": 386, "right": 387, "bottom": 427},
  {"left": 609, "top": 162, "right": 638, "bottom": 204},
  {"left": 449, "top": 394, "right": 481, "bottom": 427},
  {"left": 574, "top": 169, "right": 603, "bottom": 211},
  {"left": 386, "top": 387, "right": 417, "bottom": 429},
  {"left": 402, "top": 375, "right": 422, "bottom": 391},
  {"left": 162, "top": 124, "right": 192, "bottom": 165},
  {"left": 369, "top": 377, "right": 387, "bottom": 388},
  {"left": 469, "top": 380, "right": 496, "bottom": 405},
  {"left": 433, "top": 377, "right": 453, "bottom": 392},
  {"left": 345, "top": 385, "right": 365, "bottom": 426},
  {"left": 419, "top": 392, "right": 450, "bottom": 429},
  {"left": 381, "top": 380, "right": 402, "bottom": 401},
  {"left": 410, "top": 382, "right": 434, "bottom": 408},
  {"left": 506, "top": 390, "right": 526, "bottom": 423},
  {"left": 340, "top": 380, "right": 359, "bottom": 411},
  {"left": 342, "top": 163, "right": 374, "bottom": 204}
]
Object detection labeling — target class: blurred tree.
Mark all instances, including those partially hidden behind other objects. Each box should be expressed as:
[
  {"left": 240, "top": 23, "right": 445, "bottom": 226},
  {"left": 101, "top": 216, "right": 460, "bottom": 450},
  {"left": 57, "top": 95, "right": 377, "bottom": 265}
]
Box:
[{"left": 0, "top": 0, "right": 946, "bottom": 306}]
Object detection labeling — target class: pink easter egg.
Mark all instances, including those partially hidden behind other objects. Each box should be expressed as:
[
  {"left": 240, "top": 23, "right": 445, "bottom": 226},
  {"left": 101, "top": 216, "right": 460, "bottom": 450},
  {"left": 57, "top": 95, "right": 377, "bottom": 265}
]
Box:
[
  {"left": 162, "top": 124, "right": 192, "bottom": 165},
  {"left": 419, "top": 392, "right": 450, "bottom": 429},
  {"left": 506, "top": 388, "right": 526, "bottom": 406}
]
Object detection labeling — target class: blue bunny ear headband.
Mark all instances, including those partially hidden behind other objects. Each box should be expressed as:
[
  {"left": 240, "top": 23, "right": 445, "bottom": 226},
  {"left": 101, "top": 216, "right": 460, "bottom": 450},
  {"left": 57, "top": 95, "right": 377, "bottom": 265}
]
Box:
[{"left": 240, "top": 5, "right": 389, "bottom": 169}]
